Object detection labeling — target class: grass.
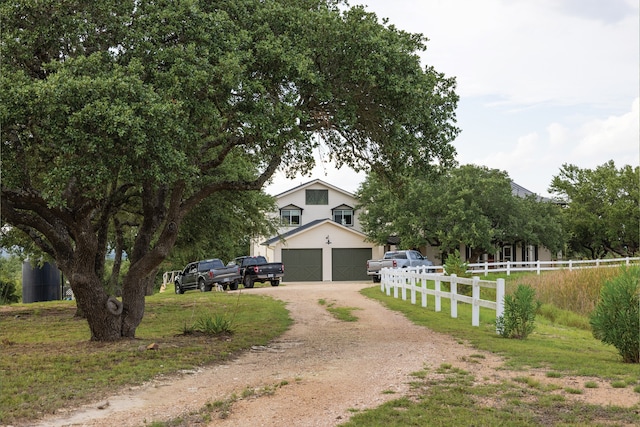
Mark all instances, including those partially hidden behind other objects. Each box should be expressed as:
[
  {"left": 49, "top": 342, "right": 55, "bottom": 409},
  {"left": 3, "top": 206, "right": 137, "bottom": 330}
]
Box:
[
  {"left": 319, "top": 298, "right": 360, "bottom": 322},
  {"left": 349, "top": 268, "right": 640, "bottom": 426},
  {"left": 363, "top": 273, "right": 640, "bottom": 378},
  {"left": 511, "top": 267, "right": 622, "bottom": 317},
  {"left": 3, "top": 267, "right": 640, "bottom": 426},
  {"left": 340, "top": 363, "right": 639, "bottom": 427},
  {"left": 0, "top": 291, "right": 292, "bottom": 425}
]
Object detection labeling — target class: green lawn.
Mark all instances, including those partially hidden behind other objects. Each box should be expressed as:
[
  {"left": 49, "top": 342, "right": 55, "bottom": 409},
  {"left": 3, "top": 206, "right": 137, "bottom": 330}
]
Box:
[{"left": 0, "top": 291, "right": 291, "bottom": 424}]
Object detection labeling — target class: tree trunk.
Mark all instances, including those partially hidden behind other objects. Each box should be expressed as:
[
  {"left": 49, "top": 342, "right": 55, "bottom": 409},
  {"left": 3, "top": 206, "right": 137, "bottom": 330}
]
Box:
[
  {"left": 120, "top": 270, "right": 148, "bottom": 338},
  {"left": 71, "top": 275, "right": 123, "bottom": 341},
  {"left": 144, "top": 268, "right": 159, "bottom": 296}
]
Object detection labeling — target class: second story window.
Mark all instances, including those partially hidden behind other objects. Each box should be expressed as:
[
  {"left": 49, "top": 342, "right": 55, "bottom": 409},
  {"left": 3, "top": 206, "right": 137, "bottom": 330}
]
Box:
[
  {"left": 306, "top": 189, "right": 328, "bottom": 205},
  {"left": 281, "top": 208, "right": 301, "bottom": 226},
  {"left": 333, "top": 209, "right": 353, "bottom": 226}
]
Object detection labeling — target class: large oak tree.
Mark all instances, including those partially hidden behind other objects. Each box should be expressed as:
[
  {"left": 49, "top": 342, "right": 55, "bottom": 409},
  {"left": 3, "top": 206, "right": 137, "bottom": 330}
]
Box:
[
  {"left": 0, "top": 0, "right": 459, "bottom": 340},
  {"left": 357, "top": 165, "right": 564, "bottom": 259},
  {"left": 550, "top": 161, "right": 639, "bottom": 258}
]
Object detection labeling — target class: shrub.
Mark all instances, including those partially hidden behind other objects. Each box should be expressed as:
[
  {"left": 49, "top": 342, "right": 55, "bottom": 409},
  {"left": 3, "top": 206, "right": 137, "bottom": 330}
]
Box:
[
  {"left": 196, "top": 314, "right": 234, "bottom": 335},
  {"left": 443, "top": 250, "right": 469, "bottom": 278},
  {"left": 496, "top": 284, "right": 540, "bottom": 339},
  {"left": 589, "top": 266, "right": 640, "bottom": 363},
  {"left": 0, "top": 280, "right": 20, "bottom": 304}
]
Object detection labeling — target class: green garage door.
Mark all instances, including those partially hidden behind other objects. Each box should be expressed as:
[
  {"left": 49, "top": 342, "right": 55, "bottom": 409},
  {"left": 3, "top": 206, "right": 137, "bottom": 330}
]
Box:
[
  {"left": 332, "top": 248, "right": 372, "bottom": 281},
  {"left": 282, "top": 249, "right": 322, "bottom": 282}
]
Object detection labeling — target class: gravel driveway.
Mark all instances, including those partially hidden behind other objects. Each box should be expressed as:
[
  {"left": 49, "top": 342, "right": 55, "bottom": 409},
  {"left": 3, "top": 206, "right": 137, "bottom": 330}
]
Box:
[{"left": 34, "top": 281, "right": 638, "bottom": 427}]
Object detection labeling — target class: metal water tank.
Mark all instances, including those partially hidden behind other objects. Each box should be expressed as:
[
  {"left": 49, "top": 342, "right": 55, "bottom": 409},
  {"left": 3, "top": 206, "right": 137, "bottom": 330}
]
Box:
[{"left": 22, "top": 261, "right": 62, "bottom": 303}]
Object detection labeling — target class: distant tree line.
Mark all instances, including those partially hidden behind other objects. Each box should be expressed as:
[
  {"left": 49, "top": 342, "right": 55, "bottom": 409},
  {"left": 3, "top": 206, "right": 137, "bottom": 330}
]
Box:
[{"left": 356, "top": 161, "right": 639, "bottom": 260}]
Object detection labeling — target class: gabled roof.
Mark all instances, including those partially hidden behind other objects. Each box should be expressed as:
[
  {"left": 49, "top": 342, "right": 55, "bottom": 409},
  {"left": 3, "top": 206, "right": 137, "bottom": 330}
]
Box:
[
  {"left": 273, "top": 179, "right": 355, "bottom": 199},
  {"left": 262, "top": 218, "right": 366, "bottom": 246},
  {"left": 279, "top": 203, "right": 303, "bottom": 211},
  {"left": 331, "top": 204, "right": 354, "bottom": 210},
  {"left": 510, "top": 181, "right": 553, "bottom": 202}
]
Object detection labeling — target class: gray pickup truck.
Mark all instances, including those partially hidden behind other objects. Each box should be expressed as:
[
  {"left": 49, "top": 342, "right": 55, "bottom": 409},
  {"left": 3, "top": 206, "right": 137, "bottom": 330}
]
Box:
[
  {"left": 174, "top": 259, "right": 241, "bottom": 293},
  {"left": 366, "top": 250, "right": 434, "bottom": 282}
]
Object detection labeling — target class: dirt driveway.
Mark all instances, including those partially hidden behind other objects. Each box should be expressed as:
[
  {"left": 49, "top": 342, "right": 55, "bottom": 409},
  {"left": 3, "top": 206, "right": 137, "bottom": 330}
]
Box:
[{"left": 34, "top": 282, "right": 639, "bottom": 427}]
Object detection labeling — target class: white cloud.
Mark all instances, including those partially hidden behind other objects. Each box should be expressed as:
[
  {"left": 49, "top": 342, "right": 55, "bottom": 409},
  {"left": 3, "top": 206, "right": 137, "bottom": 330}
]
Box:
[
  {"left": 475, "top": 132, "right": 540, "bottom": 173},
  {"left": 361, "top": 0, "right": 639, "bottom": 107},
  {"left": 547, "top": 122, "right": 569, "bottom": 148},
  {"left": 571, "top": 97, "right": 640, "bottom": 166}
]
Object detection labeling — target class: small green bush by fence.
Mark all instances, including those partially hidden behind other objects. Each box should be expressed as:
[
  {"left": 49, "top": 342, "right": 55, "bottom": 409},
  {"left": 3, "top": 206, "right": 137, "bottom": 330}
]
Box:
[
  {"left": 496, "top": 284, "right": 540, "bottom": 339},
  {"left": 590, "top": 266, "right": 640, "bottom": 363}
]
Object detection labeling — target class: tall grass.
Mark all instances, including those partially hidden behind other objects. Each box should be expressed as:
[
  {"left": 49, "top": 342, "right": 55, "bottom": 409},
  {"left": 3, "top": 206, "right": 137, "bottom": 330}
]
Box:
[{"left": 511, "top": 268, "right": 621, "bottom": 317}]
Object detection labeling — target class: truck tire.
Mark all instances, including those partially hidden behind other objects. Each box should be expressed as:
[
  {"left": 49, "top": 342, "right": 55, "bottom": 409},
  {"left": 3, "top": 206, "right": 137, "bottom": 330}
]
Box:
[
  {"left": 373, "top": 276, "right": 380, "bottom": 283},
  {"left": 243, "top": 275, "right": 254, "bottom": 289},
  {"left": 175, "top": 282, "right": 184, "bottom": 294},
  {"left": 198, "top": 279, "right": 211, "bottom": 292},
  {"left": 229, "top": 280, "right": 239, "bottom": 291},
  {"left": 270, "top": 280, "right": 279, "bottom": 287}
]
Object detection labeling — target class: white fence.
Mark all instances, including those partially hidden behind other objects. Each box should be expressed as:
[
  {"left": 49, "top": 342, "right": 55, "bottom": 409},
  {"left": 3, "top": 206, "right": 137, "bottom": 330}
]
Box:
[
  {"left": 380, "top": 266, "right": 505, "bottom": 333},
  {"left": 466, "top": 257, "right": 640, "bottom": 276},
  {"left": 161, "top": 270, "right": 181, "bottom": 292}
]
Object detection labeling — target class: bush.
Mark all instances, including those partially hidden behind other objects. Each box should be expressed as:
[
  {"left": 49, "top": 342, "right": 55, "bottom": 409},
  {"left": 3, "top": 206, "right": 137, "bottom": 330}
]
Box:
[
  {"left": 196, "top": 314, "right": 234, "bottom": 335},
  {"left": 589, "top": 266, "right": 640, "bottom": 363},
  {"left": 443, "top": 250, "right": 469, "bottom": 278},
  {"left": 496, "top": 284, "right": 539, "bottom": 339},
  {"left": 0, "top": 280, "right": 20, "bottom": 304}
]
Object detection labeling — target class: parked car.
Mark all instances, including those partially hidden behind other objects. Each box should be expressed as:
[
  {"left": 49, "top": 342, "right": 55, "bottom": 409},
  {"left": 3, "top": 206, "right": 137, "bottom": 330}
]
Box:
[
  {"left": 174, "top": 259, "right": 241, "bottom": 293},
  {"left": 366, "top": 250, "right": 434, "bottom": 282},
  {"left": 229, "top": 256, "right": 284, "bottom": 288}
]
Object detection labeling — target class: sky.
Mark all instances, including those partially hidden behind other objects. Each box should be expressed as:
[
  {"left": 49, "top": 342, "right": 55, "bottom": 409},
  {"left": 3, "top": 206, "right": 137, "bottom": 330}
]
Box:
[{"left": 266, "top": 0, "right": 639, "bottom": 197}]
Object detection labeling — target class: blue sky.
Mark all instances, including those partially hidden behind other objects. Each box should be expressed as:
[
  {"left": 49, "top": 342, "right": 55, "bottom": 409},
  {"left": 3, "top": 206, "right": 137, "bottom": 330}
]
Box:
[{"left": 266, "top": 0, "right": 639, "bottom": 197}]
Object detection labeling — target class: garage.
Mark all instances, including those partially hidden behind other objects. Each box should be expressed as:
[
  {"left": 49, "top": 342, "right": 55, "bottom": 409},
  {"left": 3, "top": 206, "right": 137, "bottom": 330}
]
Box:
[
  {"left": 331, "top": 248, "right": 371, "bottom": 281},
  {"left": 282, "top": 249, "right": 322, "bottom": 282}
]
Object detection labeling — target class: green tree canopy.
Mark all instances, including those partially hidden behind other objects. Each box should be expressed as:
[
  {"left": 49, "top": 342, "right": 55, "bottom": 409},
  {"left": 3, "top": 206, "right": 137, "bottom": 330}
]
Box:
[
  {"left": 1, "top": 0, "right": 459, "bottom": 340},
  {"left": 357, "top": 165, "right": 564, "bottom": 259},
  {"left": 549, "top": 161, "right": 639, "bottom": 258}
]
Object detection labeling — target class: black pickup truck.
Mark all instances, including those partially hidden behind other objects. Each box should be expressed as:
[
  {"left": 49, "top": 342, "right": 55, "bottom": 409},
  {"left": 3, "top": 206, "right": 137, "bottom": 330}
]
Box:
[
  {"left": 229, "top": 256, "right": 284, "bottom": 288},
  {"left": 174, "top": 259, "right": 241, "bottom": 293}
]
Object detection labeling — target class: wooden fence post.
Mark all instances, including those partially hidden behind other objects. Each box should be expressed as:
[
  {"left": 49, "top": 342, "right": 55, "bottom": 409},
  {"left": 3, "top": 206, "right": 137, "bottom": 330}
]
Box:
[
  {"left": 450, "top": 274, "right": 458, "bottom": 318},
  {"left": 421, "top": 273, "right": 428, "bottom": 308},
  {"left": 472, "top": 276, "right": 480, "bottom": 327},
  {"left": 495, "top": 278, "right": 505, "bottom": 334},
  {"left": 435, "top": 278, "right": 442, "bottom": 312}
]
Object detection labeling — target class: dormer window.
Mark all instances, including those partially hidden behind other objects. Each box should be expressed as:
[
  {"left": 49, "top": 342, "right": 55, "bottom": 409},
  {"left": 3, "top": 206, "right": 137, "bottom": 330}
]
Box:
[
  {"left": 280, "top": 205, "right": 302, "bottom": 226},
  {"left": 332, "top": 205, "right": 354, "bottom": 227}
]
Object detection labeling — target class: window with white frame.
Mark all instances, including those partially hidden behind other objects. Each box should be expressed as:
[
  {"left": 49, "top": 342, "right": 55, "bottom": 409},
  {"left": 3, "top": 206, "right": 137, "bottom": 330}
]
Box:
[
  {"left": 333, "top": 209, "right": 353, "bottom": 226},
  {"left": 280, "top": 208, "right": 301, "bottom": 226}
]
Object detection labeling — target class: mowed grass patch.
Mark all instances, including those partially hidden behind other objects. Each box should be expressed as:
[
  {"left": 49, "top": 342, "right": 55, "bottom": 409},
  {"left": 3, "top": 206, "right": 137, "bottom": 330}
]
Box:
[
  {"left": 361, "top": 283, "right": 640, "bottom": 379},
  {"left": 0, "top": 291, "right": 291, "bottom": 424},
  {"left": 340, "top": 363, "right": 640, "bottom": 427}
]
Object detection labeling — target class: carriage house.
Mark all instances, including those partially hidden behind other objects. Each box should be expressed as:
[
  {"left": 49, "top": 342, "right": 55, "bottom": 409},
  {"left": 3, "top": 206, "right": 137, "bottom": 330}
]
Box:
[{"left": 250, "top": 179, "right": 385, "bottom": 282}]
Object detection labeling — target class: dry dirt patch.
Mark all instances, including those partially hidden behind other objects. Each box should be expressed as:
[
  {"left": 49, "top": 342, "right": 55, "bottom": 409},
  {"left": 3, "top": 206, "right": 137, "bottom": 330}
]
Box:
[{"left": 32, "top": 282, "right": 639, "bottom": 427}]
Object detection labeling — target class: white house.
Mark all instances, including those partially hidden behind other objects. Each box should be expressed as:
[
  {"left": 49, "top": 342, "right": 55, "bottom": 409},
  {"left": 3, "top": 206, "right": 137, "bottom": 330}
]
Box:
[
  {"left": 250, "top": 179, "right": 385, "bottom": 282},
  {"left": 250, "top": 179, "right": 556, "bottom": 282}
]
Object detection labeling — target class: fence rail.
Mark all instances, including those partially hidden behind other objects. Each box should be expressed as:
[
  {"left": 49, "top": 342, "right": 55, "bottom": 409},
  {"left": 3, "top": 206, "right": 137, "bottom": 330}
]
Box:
[
  {"left": 380, "top": 266, "right": 505, "bottom": 333},
  {"left": 161, "top": 270, "right": 181, "bottom": 292},
  {"left": 466, "top": 257, "right": 640, "bottom": 276}
]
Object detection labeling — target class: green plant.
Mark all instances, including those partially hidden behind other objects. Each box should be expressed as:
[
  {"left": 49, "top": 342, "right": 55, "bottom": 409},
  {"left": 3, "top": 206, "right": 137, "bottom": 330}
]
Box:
[
  {"left": 0, "top": 280, "right": 20, "bottom": 304},
  {"left": 496, "top": 284, "right": 540, "bottom": 339},
  {"left": 196, "top": 314, "right": 234, "bottom": 336},
  {"left": 326, "top": 306, "right": 359, "bottom": 322},
  {"left": 443, "top": 250, "right": 469, "bottom": 278},
  {"left": 589, "top": 266, "right": 640, "bottom": 363}
]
